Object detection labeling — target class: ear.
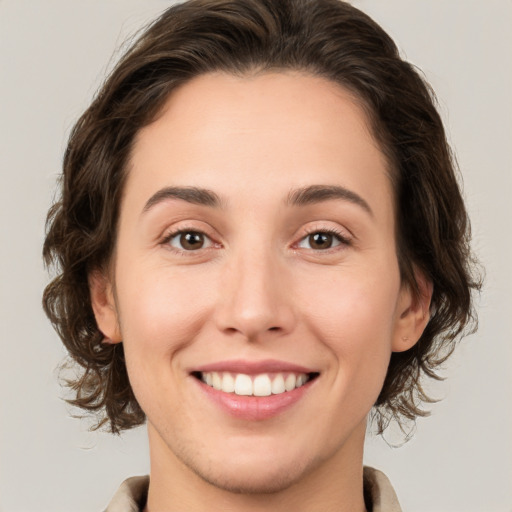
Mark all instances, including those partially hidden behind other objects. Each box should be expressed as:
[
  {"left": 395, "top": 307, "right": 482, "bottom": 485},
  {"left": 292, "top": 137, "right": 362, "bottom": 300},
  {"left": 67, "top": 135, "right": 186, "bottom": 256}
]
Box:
[
  {"left": 392, "top": 269, "right": 433, "bottom": 352},
  {"left": 89, "top": 270, "right": 122, "bottom": 344}
]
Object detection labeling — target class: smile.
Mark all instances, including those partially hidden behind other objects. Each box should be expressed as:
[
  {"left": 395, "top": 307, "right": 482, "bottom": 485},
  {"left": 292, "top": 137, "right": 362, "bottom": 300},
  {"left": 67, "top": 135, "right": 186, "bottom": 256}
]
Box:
[
  {"left": 196, "top": 371, "right": 316, "bottom": 396},
  {"left": 190, "top": 360, "right": 320, "bottom": 420}
]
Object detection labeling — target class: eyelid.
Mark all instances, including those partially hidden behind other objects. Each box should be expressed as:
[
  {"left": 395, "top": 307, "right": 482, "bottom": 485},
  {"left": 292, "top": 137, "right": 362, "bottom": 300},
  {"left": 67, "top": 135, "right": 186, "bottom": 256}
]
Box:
[
  {"left": 293, "top": 224, "right": 353, "bottom": 251},
  {"left": 160, "top": 223, "right": 221, "bottom": 255},
  {"left": 157, "top": 221, "right": 353, "bottom": 255},
  {"left": 168, "top": 230, "right": 213, "bottom": 250}
]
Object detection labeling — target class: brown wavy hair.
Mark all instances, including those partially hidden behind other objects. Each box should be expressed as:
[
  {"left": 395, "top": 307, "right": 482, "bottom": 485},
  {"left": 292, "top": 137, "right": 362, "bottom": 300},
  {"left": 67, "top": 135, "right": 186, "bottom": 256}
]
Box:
[{"left": 43, "top": 0, "right": 481, "bottom": 434}]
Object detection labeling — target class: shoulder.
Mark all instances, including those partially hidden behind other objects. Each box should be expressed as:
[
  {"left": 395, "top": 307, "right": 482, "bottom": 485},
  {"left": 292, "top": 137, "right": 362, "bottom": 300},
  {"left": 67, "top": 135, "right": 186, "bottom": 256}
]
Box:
[
  {"left": 104, "top": 475, "right": 149, "bottom": 512},
  {"left": 364, "top": 466, "right": 402, "bottom": 512}
]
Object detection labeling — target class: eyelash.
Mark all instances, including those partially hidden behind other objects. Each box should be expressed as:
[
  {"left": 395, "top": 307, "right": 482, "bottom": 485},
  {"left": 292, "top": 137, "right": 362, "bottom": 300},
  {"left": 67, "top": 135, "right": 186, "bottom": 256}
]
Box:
[
  {"left": 297, "top": 227, "right": 352, "bottom": 251},
  {"left": 160, "top": 226, "right": 351, "bottom": 255},
  {"left": 160, "top": 227, "right": 217, "bottom": 255}
]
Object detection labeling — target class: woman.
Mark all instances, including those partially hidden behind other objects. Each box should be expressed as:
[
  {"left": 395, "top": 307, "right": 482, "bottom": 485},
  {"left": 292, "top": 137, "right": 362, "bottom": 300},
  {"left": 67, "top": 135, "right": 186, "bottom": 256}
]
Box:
[{"left": 43, "top": 0, "right": 480, "bottom": 510}]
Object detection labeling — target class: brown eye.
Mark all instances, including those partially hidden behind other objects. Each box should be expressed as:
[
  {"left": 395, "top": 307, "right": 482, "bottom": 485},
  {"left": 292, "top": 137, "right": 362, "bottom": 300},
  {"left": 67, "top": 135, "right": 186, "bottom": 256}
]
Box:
[
  {"left": 309, "top": 233, "right": 333, "bottom": 249},
  {"left": 298, "top": 231, "right": 344, "bottom": 250},
  {"left": 168, "top": 231, "right": 211, "bottom": 251},
  {"left": 181, "top": 232, "right": 204, "bottom": 250}
]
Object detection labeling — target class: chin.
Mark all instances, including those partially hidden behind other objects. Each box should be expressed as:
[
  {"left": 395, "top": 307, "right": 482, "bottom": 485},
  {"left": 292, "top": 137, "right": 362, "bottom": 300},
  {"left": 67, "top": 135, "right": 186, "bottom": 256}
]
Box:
[
  {"left": 189, "top": 459, "right": 311, "bottom": 495},
  {"left": 171, "top": 437, "right": 316, "bottom": 495}
]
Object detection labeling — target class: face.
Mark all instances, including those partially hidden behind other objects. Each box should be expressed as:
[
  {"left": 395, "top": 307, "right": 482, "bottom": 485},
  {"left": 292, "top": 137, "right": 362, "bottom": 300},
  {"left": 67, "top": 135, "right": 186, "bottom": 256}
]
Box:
[{"left": 92, "top": 72, "right": 427, "bottom": 494}]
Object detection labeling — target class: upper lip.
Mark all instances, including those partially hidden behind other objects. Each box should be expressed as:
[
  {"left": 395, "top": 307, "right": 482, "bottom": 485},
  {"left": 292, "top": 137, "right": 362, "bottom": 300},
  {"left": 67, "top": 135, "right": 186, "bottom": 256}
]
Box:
[{"left": 191, "top": 359, "right": 318, "bottom": 375}]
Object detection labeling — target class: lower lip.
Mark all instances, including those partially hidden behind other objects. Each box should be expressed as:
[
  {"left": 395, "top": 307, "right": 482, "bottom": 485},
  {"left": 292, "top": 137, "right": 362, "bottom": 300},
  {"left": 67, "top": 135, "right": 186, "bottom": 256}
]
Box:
[{"left": 193, "top": 377, "right": 316, "bottom": 421}]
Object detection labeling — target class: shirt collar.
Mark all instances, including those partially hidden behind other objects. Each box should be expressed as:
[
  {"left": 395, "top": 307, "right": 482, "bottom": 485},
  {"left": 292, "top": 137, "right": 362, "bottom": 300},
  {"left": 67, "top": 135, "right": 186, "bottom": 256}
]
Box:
[{"left": 105, "top": 466, "right": 402, "bottom": 512}]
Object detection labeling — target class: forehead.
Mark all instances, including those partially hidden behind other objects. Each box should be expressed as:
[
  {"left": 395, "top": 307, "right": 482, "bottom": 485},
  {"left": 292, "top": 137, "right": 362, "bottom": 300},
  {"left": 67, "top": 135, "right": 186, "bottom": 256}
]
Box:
[{"left": 127, "top": 71, "right": 393, "bottom": 219}]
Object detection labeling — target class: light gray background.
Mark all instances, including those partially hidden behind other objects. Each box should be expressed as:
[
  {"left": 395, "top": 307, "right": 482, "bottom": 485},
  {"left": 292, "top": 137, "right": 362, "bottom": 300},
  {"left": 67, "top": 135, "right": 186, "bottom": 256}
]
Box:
[{"left": 1, "top": 1, "right": 511, "bottom": 511}]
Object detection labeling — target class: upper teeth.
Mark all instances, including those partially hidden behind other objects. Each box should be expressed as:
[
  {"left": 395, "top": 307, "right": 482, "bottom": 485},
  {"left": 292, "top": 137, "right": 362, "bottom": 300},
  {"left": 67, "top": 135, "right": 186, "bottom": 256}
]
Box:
[{"left": 201, "top": 372, "right": 309, "bottom": 396}]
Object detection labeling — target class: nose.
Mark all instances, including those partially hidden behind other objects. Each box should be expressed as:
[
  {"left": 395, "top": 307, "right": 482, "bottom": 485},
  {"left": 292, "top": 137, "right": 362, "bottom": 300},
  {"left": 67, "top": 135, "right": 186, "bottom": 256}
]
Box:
[{"left": 213, "top": 247, "right": 296, "bottom": 342}]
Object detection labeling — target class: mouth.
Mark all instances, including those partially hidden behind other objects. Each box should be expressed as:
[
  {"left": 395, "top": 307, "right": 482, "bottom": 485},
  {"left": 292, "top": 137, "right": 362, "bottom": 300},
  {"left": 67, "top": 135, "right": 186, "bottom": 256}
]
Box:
[
  {"left": 191, "top": 371, "right": 320, "bottom": 397},
  {"left": 189, "top": 360, "right": 320, "bottom": 420}
]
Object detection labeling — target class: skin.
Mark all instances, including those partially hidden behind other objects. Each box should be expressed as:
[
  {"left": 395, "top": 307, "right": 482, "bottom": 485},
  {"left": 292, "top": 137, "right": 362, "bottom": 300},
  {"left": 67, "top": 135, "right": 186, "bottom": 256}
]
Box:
[{"left": 91, "top": 71, "right": 431, "bottom": 512}]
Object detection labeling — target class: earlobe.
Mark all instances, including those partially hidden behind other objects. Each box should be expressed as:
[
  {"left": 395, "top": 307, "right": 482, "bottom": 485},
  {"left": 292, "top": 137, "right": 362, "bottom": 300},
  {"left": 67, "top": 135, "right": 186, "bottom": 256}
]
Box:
[
  {"left": 392, "top": 270, "right": 433, "bottom": 353},
  {"left": 88, "top": 270, "right": 122, "bottom": 343}
]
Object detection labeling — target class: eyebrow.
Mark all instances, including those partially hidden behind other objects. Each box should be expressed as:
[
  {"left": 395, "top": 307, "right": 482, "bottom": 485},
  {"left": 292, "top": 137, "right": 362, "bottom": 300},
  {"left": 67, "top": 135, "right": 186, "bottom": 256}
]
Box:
[
  {"left": 141, "top": 184, "right": 372, "bottom": 216},
  {"left": 142, "top": 186, "right": 223, "bottom": 213},
  {"left": 286, "top": 184, "right": 373, "bottom": 216}
]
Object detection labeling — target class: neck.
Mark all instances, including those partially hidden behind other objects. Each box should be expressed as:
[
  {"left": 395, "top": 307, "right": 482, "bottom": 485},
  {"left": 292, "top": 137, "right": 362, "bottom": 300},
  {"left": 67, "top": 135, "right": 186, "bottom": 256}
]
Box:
[{"left": 144, "top": 420, "right": 368, "bottom": 512}]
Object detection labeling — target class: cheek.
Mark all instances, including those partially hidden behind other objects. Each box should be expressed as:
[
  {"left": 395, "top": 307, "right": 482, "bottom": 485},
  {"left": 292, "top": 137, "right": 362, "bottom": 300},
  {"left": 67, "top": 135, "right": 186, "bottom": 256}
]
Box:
[
  {"left": 298, "top": 264, "right": 399, "bottom": 392},
  {"left": 116, "top": 264, "right": 216, "bottom": 357},
  {"left": 300, "top": 262, "right": 400, "bottom": 341},
  {"left": 115, "top": 265, "right": 218, "bottom": 418}
]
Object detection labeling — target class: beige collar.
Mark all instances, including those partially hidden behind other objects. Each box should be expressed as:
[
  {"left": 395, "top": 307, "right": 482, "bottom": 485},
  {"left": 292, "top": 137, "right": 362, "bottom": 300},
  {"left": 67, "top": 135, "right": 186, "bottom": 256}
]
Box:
[{"left": 105, "top": 466, "right": 402, "bottom": 512}]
